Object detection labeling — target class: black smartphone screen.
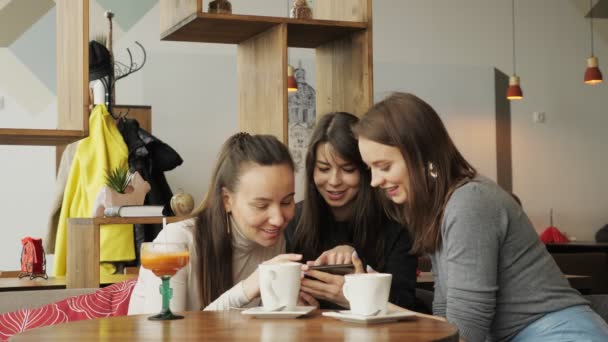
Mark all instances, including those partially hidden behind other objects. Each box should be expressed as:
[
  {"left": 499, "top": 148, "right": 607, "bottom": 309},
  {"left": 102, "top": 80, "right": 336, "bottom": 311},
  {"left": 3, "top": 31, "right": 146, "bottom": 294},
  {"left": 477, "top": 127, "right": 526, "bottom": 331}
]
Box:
[{"left": 308, "top": 264, "right": 355, "bottom": 276}]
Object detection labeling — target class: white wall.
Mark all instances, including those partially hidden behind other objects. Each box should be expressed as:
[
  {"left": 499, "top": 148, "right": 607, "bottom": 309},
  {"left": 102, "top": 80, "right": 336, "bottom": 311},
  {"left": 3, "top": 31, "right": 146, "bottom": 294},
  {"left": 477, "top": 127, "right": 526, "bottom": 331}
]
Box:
[
  {"left": 1, "top": 0, "right": 607, "bottom": 271},
  {"left": 375, "top": 63, "right": 498, "bottom": 181},
  {"left": 373, "top": 0, "right": 608, "bottom": 240}
]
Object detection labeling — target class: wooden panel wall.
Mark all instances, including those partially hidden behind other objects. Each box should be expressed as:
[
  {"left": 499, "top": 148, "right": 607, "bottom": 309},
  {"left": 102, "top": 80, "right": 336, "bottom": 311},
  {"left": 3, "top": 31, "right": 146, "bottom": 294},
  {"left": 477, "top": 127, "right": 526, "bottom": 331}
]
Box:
[
  {"left": 160, "top": 0, "right": 200, "bottom": 36},
  {"left": 56, "top": 0, "right": 89, "bottom": 131},
  {"left": 237, "top": 24, "right": 288, "bottom": 142},
  {"left": 315, "top": 0, "right": 373, "bottom": 118}
]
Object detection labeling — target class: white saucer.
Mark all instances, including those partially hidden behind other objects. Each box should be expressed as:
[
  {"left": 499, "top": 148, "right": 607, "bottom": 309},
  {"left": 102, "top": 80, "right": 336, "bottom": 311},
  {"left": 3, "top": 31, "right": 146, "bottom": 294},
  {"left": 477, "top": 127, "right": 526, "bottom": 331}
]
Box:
[
  {"left": 322, "top": 310, "right": 416, "bottom": 324},
  {"left": 242, "top": 306, "right": 316, "bottom": 319}
]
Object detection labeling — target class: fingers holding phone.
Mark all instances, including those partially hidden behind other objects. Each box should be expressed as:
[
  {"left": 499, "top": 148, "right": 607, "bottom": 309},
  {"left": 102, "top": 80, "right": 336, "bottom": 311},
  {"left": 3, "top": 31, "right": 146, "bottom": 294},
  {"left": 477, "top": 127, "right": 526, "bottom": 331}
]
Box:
[
  {"left": 297, "top": 291, "right": 319, "bottom": 308},
  {"left": 300, "top": 269, "right": 349, "bottom": 308},
  {"left": 312, "top": 245, "right": 355, "bottom": 266}
]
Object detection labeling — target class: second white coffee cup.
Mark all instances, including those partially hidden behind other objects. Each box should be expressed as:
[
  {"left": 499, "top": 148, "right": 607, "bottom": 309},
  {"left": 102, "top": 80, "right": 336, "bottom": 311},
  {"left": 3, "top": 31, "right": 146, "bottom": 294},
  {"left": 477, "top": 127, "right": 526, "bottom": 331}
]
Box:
[
  {"left": 343, "top": 273, "right": 392, "bottom": 316},
  {"left": 258, "top": 262, "right": 301, "bottom": 311}
]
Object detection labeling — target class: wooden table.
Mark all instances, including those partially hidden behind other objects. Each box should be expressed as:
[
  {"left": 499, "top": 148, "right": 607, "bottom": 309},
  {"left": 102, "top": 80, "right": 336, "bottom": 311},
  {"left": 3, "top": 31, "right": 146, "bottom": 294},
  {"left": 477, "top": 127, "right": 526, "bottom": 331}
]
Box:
[
  {"left": 12, "top": 310, "right": 459, "bottom": 341},
  {"left": 0, "top": 274, "right": 136, "bottom": 292}
]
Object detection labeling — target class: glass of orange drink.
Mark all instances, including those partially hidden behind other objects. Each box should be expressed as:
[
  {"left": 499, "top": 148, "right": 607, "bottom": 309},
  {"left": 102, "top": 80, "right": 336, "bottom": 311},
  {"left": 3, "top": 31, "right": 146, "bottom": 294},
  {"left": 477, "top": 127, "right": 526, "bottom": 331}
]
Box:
[{"left": 140, "top": 242, "right": 190, "bottom": 320}]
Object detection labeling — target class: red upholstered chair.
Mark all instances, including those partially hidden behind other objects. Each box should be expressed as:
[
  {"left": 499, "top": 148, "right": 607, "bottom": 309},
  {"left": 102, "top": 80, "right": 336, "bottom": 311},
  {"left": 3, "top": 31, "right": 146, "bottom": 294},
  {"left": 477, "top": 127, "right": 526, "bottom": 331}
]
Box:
[{"left": 0, "top": 279, "right": 136, "bottom": 341}]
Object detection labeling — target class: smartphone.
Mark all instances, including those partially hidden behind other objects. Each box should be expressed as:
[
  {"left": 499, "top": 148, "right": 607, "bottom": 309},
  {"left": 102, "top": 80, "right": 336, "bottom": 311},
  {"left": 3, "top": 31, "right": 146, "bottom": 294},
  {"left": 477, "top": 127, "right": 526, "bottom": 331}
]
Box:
[{"left": 307, "top": 264, "right": 355, "bottom": 276}]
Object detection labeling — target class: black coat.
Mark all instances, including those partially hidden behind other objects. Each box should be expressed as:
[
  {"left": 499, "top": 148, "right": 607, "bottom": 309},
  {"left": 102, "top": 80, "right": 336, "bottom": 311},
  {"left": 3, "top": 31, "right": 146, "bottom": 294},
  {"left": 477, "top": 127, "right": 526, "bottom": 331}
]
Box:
[{"left": 117, "top": 118, "right": 183, "bottom": 245}]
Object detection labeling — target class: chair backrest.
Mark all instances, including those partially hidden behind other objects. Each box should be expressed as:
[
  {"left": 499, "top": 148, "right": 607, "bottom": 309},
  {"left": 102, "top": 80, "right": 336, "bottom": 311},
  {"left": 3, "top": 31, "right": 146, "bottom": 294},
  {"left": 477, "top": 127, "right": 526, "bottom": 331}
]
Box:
[
  {"left": 584, "top": 295, "right": 608, "bottom": 323},
  {"left": 0, "top": 288, "right": 97, "bottom": 314}
]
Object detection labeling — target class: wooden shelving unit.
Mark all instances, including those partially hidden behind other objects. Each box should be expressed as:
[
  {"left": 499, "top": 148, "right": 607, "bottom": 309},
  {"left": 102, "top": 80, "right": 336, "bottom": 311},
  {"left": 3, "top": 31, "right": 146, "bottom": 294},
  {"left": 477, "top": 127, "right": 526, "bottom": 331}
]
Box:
[
  {"left": 0, "top": 129, "right": 87, "bottom": 146},
  {"left": 160, "top": 0, "right": 373, "bottom": 142},
  {"left": 50, "top": 0, "right": 374, "bottom": 289},
  {"left": 0, "top": 0, "right": 89, "bottom": 146},
  {"left": 161, "top": 12, "right": 367, "bottom": 48},
  {"left": 66, "top": 216, "right": 187, "bottom": 289}
]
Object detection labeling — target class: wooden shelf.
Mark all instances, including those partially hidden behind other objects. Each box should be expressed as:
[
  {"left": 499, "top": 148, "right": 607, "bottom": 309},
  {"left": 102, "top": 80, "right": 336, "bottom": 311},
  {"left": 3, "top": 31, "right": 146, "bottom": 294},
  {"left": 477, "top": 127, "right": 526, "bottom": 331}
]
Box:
[
  {"left": 0, "top": 129, "right": 87, "bottom": 146},
  {"left": 161, "top": 12, "right": 367, "bottom": 48},
  {"left": 66, "top": 216, "right": 190, "bottom": 289},
  {"left": 92, "top": 216, "right": 188, "bottom": 225}
]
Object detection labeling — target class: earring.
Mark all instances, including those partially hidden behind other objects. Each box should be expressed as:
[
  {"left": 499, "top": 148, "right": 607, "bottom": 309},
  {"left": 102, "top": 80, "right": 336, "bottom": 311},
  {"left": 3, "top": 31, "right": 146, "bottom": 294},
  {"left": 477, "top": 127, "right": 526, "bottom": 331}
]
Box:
[
  {"left": 428, "top": 162, "right": 438, "bottom": 179},
  {"left": 226, "top": 212, "right": 232, "bottom": 235}
]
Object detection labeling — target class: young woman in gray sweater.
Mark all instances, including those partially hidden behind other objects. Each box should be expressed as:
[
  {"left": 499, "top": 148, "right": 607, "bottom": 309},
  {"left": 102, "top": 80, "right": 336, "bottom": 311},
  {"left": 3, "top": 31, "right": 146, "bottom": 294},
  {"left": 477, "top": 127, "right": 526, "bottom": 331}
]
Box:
[{"left": 354, "top": 92, "right": 608, "bottom": 341}]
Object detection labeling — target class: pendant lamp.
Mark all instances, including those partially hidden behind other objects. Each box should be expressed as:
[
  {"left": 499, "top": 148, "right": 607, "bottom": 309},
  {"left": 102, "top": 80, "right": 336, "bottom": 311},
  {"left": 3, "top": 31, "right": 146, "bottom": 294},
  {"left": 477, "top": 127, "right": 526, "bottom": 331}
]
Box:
[
  {"left": 286, "top": 0, "right": 298, "bottom": 93},
  {"left": 584, "top": 0, "right": 603, "bottom": 85},
  {"left": 287, "top": 65, "right": 298, "bottom": 92},
  {"left": 507, "top": 0, "right": 523, "bottom": 100}
]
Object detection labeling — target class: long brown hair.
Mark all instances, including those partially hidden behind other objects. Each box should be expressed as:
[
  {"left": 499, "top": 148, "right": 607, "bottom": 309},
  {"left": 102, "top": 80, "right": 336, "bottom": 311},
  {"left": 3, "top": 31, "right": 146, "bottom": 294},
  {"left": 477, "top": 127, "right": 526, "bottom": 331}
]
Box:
[
  {"left": 292, "top": 112, "right": 386, "bottom": 267},
  {"left": 354, "top": 93, "right": 476, "bottom": 255},
  {"left": 193, "top": 133, "right": 294, "bottom": 307}
]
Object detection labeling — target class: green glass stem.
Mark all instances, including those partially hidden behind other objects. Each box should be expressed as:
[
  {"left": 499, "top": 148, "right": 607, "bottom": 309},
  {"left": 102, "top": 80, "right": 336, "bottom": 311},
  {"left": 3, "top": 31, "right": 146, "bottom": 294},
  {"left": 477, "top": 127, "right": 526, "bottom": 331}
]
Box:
[
  {"left": 148, "top": 275, "right": 184, "bottom": 321},
  {"left": 160, "top": 275, "right": 172, "bottom": 314}
]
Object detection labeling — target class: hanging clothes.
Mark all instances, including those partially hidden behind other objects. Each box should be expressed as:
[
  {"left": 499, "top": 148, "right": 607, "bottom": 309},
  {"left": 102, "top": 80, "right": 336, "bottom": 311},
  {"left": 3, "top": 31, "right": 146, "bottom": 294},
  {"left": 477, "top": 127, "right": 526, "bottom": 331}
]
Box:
[
  {"left": 117, "top": 118, "right": 183, "bottom": 255},
  {"left": 45, "top": 142, "right": 78, "bottom": 253},
  {"left": 53, "top": 105, "right": 135, "bottom": 276}
]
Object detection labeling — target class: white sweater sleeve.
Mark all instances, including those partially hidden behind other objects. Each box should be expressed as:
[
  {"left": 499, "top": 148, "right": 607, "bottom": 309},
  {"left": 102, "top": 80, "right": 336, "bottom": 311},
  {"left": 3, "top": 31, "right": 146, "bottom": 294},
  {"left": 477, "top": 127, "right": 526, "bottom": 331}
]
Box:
[
  {"left": 128, "top": 221, "right": 193, "bottom": 315},
  {"left": 203, "top": 281, "right": 251, "bottom": 311}
]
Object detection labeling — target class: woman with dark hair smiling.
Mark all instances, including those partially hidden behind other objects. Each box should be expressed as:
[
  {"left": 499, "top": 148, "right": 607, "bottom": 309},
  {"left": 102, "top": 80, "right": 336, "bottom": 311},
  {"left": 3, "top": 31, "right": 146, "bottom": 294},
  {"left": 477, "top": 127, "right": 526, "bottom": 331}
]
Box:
[
  {"left": 286, "top": 112, "right": 417, "bottom": 310},
  {"left": 354, "top": 92, "right": 608, "bottom": 341}
]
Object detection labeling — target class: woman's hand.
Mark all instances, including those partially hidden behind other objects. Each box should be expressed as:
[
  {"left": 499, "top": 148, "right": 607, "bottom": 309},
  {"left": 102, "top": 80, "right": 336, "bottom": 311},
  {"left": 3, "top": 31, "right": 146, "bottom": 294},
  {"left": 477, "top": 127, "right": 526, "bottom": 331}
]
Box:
[
  {"left": 300, "top": 251, "right": 368, "bottom": 307},
  {"left": 300, "top": 270, "right": 349, "bottom": 308},
  {"left": 352, "top": 250, "right": 366, "bottom": 273},
  {"left": 310, "top": 245, "right": 355, "bottom": 266},
  {"left": 297, "top": 291, "right": 320, "bottom": 308},
  {"left": 242, "top": 253, "right": 302, "bottom": 301}
]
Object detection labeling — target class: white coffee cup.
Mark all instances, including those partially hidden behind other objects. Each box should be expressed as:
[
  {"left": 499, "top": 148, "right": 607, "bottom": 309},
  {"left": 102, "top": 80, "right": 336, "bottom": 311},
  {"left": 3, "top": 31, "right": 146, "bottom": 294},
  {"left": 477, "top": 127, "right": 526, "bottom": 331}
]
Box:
[
  {"left": 258, "top": 262, "right": 302, "bottom": 311},
  {"left": 343, "top": 273, "right": 392, "bottom": 316}
]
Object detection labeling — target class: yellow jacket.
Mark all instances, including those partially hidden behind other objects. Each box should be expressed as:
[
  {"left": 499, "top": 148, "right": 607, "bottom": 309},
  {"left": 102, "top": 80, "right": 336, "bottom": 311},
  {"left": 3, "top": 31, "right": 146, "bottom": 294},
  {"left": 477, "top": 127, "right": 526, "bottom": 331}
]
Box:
[{"left": 53, "top": 105, "right": 134, "bottom": 276}]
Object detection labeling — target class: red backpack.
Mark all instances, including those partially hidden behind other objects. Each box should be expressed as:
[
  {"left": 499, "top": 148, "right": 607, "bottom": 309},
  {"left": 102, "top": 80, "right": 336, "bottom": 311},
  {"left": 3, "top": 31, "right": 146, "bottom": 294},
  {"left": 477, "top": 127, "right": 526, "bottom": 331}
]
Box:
[{"left": 19, "top": 237, "right": 48, "bottom": 279}]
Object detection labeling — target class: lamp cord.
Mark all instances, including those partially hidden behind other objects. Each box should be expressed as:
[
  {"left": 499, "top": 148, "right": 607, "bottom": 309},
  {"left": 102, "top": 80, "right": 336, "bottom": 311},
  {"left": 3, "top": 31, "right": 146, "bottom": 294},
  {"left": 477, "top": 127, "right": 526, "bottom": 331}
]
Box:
[
  {"left": 590, "top": 0, "right": 595, "bottom": 56},
  {"left": 512, "top": 0, "right": 517, "bottom": 75}
]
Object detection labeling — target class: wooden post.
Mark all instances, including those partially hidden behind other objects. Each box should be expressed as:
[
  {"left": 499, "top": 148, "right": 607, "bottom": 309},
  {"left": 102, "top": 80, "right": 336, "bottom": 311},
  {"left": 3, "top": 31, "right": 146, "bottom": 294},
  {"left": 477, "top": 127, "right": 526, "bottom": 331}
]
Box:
[
  {"left": 56, "top": 0, "right": 89, "bottom": 132},
  {"left": 66, "top": 218, "right": 100, "bottom": 289},
  {"left": 237, "top": 24, "right": 288, "bottom": 143},
  {"left": 315, "top": 0, "right": 373, "bottom": 119}
]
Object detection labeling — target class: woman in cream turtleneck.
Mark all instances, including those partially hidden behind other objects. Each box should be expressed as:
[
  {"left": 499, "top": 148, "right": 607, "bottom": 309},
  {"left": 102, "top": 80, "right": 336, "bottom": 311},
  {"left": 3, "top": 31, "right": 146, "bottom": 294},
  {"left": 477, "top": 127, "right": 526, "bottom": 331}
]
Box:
[{"left": 128, "top": 133, "right": 317, "bottom": 314}]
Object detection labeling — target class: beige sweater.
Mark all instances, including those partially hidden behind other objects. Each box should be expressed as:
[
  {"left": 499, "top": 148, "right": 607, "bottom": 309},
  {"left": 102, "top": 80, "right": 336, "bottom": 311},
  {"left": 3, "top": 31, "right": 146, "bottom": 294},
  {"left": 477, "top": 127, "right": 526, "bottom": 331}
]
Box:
[{"left": 128, "top": 217, "right": 285, "bottom": 314}]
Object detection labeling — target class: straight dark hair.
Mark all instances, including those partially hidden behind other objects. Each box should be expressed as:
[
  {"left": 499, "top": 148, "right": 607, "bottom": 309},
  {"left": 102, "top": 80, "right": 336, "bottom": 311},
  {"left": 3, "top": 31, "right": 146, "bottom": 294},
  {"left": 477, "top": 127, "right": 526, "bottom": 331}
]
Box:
[
  {"left": 292, "top": 112, "right": 387, "bottom": 267},
  {"left": 354, "top": 93, "right": 476, "bottom": 255},
  {"left": 193, "top": 133, "right": 294, "bottom": 308}
]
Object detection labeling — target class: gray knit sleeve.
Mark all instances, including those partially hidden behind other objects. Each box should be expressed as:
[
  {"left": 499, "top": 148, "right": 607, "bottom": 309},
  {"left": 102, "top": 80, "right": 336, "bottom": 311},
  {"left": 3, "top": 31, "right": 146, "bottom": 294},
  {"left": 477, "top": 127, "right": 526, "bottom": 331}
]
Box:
[
  {"left": 432, "top": 265, "right": 446, "bottom": 317},
  {"left": 442, "top": 183, "right": 507, "bottom": 342}
]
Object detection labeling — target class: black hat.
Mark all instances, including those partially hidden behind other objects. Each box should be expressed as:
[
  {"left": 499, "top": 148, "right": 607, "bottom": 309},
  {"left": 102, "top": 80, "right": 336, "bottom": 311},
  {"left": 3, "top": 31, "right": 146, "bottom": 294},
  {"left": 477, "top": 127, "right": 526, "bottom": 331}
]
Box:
[{"left": 89, "top": 41, "right": 112, "bottom": 81}]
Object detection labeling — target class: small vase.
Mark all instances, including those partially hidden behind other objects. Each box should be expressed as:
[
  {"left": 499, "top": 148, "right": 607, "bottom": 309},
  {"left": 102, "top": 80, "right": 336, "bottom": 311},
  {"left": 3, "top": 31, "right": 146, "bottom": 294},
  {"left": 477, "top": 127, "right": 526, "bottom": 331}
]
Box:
[
  {"left": 290, "top": 0, "right": 312, "bottom": 19},
  {"left": 92, "top": 171, "right": 151, "bottom": 217},
  {"left": 208, "top": 0, "right": 232, "bottom": 14}
]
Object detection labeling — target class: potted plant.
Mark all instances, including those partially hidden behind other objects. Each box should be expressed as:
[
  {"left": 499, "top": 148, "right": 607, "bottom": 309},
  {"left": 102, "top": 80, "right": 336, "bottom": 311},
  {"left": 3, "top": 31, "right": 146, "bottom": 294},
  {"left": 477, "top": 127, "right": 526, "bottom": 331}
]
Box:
[{"left": 91, "top": 164, "right": 151, "bottom": 217}]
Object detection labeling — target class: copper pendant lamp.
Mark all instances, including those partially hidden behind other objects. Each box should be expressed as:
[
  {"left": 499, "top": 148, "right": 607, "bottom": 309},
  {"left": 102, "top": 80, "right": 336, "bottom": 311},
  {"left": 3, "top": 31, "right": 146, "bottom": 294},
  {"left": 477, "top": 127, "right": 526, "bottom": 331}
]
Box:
[
  {"left": 584, "top": 0, "right": 603, "bottom": 85},
  {"left": 506, "top": 0, "right": 523, "bottom": 100}
]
